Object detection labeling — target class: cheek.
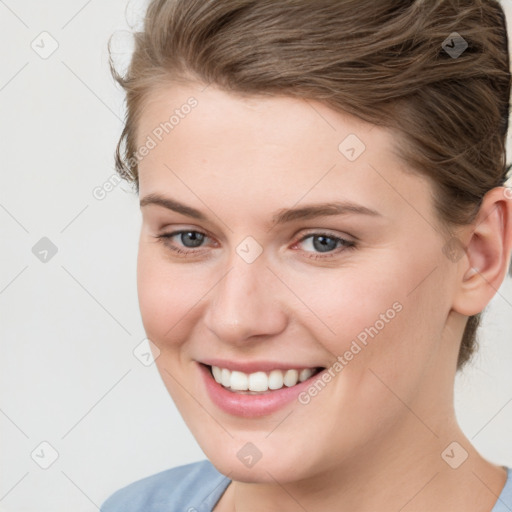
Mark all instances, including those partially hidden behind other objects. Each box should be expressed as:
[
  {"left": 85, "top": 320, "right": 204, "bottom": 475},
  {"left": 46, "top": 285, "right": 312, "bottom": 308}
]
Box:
[
  {"left": 326, "top": 255, "right": 451, "bottom": 413},
  {"left": 136, "top": 244, "right": 205, "bottom": 345},
  {"left": 287, "top": 264, "right": 407, "bottom": 352},
  {"left": 298, "top": 251, "right": 446, "bottom": 372}
]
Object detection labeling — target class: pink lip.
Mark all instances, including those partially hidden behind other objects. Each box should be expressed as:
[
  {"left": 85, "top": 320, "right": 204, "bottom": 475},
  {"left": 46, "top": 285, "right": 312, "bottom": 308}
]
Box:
[
  {"left": 200, "top": 358, "right": 320, "bottom": 373},
  {"left": 198, "top": 362, "right": 325, "bottom": 418}
]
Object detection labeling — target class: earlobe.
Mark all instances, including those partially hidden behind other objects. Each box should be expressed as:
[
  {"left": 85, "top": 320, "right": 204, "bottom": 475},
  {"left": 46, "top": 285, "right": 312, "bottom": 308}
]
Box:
[{"left": 452, "top": 186, "right": 512, "bottom": 316}]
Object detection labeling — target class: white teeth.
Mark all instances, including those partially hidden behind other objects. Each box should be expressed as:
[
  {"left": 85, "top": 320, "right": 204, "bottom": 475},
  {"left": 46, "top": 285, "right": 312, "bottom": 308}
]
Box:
[
  {"left": 248, "top": 371, "right": 268, "bottom": 392},
  {"left": 283, "top": 369, "right": 299, "bottom": 387},
  {"left": 268, "top": 369, "right": 283, "bottom": 390},
  {"left": 210, "top": 365, "right": 319, "bottom": 392},
  {"left": 221, "top": 368, "right": 231, "bottom": 388},
  {"left": 230, "top": 371, "right": 248, "bottom": 391},
  {"left": 211, "top": 366, "right": 222, "bottom": 383},
  {"left": 299, "top": 368, "right": 314, "bottom": 382}
]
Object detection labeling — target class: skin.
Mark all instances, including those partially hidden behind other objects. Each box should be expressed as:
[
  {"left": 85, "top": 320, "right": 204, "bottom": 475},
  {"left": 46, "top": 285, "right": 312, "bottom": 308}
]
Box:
[{"left": 135, "top": 81, "right": 512, "bottom": 512}]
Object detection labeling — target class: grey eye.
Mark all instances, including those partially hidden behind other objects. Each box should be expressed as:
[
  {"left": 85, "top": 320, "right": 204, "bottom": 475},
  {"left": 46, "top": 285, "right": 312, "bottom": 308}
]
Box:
[
  {"left": 302, "top": 234, "right": 341, "bottom": 253},
  {"left": 180, "top": 231, "right": 205, "bottom": 248}
]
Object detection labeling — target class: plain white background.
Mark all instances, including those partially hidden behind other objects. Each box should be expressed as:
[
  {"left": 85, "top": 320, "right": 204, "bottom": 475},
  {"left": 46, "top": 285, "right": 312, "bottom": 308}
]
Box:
[{"left": 0, "top": 1, "right": 511, "bottom": 510}]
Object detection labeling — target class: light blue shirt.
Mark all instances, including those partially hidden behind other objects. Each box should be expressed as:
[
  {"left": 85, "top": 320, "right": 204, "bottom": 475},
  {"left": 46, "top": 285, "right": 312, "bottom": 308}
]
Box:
[{"left": 100, "top": 460, "right": 512, "bottom": 512}]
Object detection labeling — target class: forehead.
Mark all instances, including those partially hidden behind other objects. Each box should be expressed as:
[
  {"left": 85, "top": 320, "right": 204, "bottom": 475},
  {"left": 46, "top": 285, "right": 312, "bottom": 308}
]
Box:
[
  {"left": 136, "top": 82, "right": 436, "bottom": 225},
  {"left": 136, "top": 81, "right": 377, "bottom": 155}
]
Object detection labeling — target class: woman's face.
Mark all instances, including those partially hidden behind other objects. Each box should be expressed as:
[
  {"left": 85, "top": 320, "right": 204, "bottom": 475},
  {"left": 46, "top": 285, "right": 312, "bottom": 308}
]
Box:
[{"left": 136, "top": 82, "right": 462, "bottom": 483}]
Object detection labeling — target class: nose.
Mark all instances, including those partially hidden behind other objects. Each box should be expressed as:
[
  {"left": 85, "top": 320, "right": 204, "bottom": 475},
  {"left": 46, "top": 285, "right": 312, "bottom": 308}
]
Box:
[{"left": 203, "top": 254, "right": 288, "bottom": 346}]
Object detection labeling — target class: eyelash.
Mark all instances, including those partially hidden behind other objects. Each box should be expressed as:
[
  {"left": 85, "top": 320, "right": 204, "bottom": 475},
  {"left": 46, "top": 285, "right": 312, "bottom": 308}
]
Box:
[{"left": 154, "top": 229, "right": 356, "bottom": 260}]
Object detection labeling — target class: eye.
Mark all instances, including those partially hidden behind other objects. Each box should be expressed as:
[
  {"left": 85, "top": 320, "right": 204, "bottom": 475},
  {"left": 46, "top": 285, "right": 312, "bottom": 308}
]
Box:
[
  {"left": 155, "top": 230, "right": 210, "bottom": 256},
  {"left": 294, "top": 232, "right": 355, "bottom": 259},
  {"left": 174, "top": 231, "right": 206, "bottom": 248}
]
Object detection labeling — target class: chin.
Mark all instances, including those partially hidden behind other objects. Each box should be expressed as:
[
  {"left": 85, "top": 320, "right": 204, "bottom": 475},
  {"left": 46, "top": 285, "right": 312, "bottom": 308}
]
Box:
[{"left": 199, "top": 435, "right": 323, "bottom": 485}]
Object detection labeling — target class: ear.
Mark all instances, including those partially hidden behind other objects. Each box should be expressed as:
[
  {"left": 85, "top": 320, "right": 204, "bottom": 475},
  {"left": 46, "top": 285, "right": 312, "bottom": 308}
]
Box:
[{"left": 452, "top": 186, "right": 512, "bottom": 316}]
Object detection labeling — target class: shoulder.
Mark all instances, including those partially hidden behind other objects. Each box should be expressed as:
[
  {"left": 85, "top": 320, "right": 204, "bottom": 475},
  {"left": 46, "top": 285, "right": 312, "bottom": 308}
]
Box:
[
  {"left": 493, "top": 467, "right": 512, "bottom": 512},
  {"left": 100, "top": 459, "right": 231, "bottom": 512}
]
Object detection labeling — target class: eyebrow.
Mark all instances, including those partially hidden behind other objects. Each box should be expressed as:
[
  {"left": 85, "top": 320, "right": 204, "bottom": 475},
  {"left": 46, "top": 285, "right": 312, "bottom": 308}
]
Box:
[
  {"left": 139, "top": 193, "right": 382, "bottom": 227},
  {"left": 140, "top": 194, "right": 208, "bottom": 220}
]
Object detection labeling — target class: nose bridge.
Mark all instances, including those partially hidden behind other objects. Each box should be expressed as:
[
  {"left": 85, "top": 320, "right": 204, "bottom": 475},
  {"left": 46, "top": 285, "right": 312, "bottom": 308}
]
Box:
[{"left": 204, "top": 249, "right": 287, "bottom": 343}]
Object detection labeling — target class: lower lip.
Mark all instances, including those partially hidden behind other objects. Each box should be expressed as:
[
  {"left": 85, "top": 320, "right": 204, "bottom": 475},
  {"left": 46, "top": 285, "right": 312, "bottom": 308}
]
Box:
[{"left": 198, "top": 363, "right": 323, "bottom": 418}]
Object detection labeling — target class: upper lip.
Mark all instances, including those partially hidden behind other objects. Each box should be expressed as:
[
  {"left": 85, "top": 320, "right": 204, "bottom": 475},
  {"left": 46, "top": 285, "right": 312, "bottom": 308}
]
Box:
[{"left": 199, "top": 358, "right": 323, "bottom": 373}]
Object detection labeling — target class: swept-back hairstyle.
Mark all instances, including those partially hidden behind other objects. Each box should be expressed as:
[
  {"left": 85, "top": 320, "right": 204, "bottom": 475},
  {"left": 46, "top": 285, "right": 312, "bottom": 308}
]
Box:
[{"left": 109, "top": 0, "right": 511, "bottom": 369}]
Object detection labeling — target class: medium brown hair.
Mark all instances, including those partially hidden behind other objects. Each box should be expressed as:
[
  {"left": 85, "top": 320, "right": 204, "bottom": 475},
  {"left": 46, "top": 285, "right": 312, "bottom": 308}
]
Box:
[{"left": 109, "top": 0, "right": 511, "bottom": 369}]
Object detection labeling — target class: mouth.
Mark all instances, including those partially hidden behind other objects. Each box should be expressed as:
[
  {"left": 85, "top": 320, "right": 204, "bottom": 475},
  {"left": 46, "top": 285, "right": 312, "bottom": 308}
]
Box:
[
  {"left": 198, "top": 361, "right": 329, "bottom": 417},
  {"left": 202, "top": 363, "right": 325, "bottom": 394}
]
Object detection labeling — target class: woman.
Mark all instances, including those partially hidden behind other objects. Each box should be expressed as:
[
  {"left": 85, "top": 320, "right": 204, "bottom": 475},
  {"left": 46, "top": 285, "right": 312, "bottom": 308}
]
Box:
[{"left": 101, "top": 0, "right": 512, "bottom": 510}]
